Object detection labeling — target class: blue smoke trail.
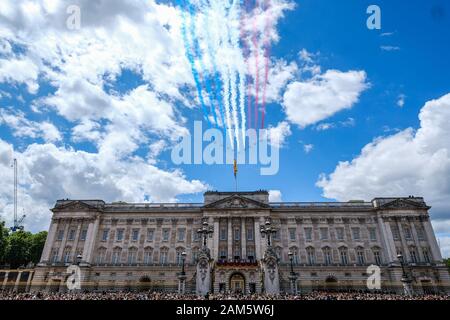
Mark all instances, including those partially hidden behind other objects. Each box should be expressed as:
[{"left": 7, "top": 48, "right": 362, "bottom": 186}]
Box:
[
  {"left": 186, "top": 0, "right": 218, "bottom": 127},
  {"left": 177, "top": 0, "right": 211, "bottom": 125},
  {"left": 203, "top": 0, "right": 226, "bottom": 130}
]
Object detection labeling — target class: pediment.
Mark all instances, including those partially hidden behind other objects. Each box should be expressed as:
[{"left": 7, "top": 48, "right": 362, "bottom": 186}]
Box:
[
  {"left": 380, "top": 199, "right": 428, "bottom": 210},
  {"left": 203, "top": 195, "right": 270, "bottom": 210},
  {"left": 53, "top": 200, "right": 102, "bottom": 212}
]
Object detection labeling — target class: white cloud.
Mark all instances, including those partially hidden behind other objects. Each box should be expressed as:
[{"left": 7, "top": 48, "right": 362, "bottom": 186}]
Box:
[
  {"left": 0, "top": 57, "right": 39, "bottom": 93},
  {"left": 303, "top": 144, "right": 314, "bottom": 154},
  {"left": 0, "top": 108, "right": 62, "bottom": 142},
  {"left": 0, "top": 139, "right": 207, "bottom": 232},
  {"left": 317, "top": 93, "right": 450, "bottom": 222},
  {"left": 381, "top": 45, "right": 400, "bottom": 51},
  {"left": 266, "top": 121, "right": 291, "bottom": 148},
  {"left": 282, "top": 69, "right": 369, "bottom": 128},
  {"left": 269, "top": 190, "right": 282, "bottom": 202},
  {"left": 397, "top": 94, "right": 406, "bottom": 107}
]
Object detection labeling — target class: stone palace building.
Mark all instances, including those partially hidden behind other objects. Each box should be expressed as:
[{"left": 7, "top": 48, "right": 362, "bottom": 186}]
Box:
[{"left": 20, "top": 191, "right": 450, "bottom": 294}]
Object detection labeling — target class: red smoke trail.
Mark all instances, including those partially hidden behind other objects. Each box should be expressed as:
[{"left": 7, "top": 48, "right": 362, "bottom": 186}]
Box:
[
  {"left": 240, "top": 0, "right": 252, "bottom": 129},
  {"left": 261, "top": 0, "right": 271, "bottom": 129},
  {"left": 252, "top": 1, "right": 260, "bottom": 129}
]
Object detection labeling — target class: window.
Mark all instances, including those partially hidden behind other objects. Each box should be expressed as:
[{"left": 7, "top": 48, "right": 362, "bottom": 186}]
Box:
[
  {"left": 128, "top": 249, "right": 137, "bottom": 264},
  {"left": 57, "top": 229, "right": 64, "bottom": 241},
  {"left": 304, "top": 228, "right": 312, "bottom": 241},
  {"left": 234, "top": 245, "right": 241, "bottom": 260},
  {"left": 63, "top": 249, "right": 71, "bottom": 264},
  {"left": 339, "top": 248, "right": 348, "bottom": 265},
  {"left": 306, "top": 247, "right": 315, "bottom": 265},
  {"left": 290, "top": 248, "right": 299, "bottom": 265},
  {"left": 162, "top": 229, "right": 170, "bottom": 241},
  {"left": 323, "top": 247, "right": 332, "bottom": 265},
  {"left": 160, "top": 249, "right": 168, "bottom": 264},
  {"left": 68, "top": 229, "right": 75, "bottom": 241},
  {"left": 273, "top": 230, "right": 280, "bottom": 240},
  {"left": 356, "top": 248, "right": 365, "bottom": 265},
  {"left": 193, "top": 230, "right": 201, "bottom": 242},
  {"left": 131, "top": 229, "right": 139, "bottom": 242},
  {"left": 219, "top": 249, "right": 227, "bottom": 260},
  {"left": 220, "top": 228, "right": 227, "bottom": 240},
  {"left": 192, "top": 248, "right": 200, "bottom": 263},
  {"left": 177, "top": 228, "right": 185, "bottom": 242},
  {"left": 97, "top": 248, "right": 106, "bottom": 264},
  {"left": 247, "top": 228, "right": 254, "bottom": 241},
  {"left": 417, "top": 226, "right": 425, "bottom": 241},
  {"left": 51, "top": 249, "right": 59, "bottom": 263},
  {"left": 320, "top": 228, "right": 328, "bottom": 240},
  {"left": 116, "top": 229, "right": 124, "bottom": 241},
  {"left": 289, "top": 228, "right": 296, "bottom": 241},
  {"left": 369, "top": 228, "right": 377, "bottom": 241},
  {"left": 102, "top": 229, "right": 109, "bottom": 242},
  {"left": 422, "top": 248, "right": 431, "bottom": 263},
  {"left": 234, "top": 227, "right": 240, "bottom": 241},
  {"left": 352, "top": 228, "right": 360, "bottom": 241},
  {"left": 391, "top": 225, "right": 400, "bottom": 240},
  {"left": 373, "top": 249, "right": 382, "bottom": 265},
  {"left": 147, "top": 229, "right": 154, "bottom": 241},
  {"left": 112, "top": 249, "right": 121, "bottom": 264},
  {"left": 409, "top": 247, "right": 418, "bottom": 263},
  {"left": 176, "top": 249, "right": 185, "bottom": 265},
  {"left": 247, "top": 249, "right": 255, "bottom": 262},
  {"left": 335, "top": 227, "right": 344, "bottom": 241},
  {"left": 404, "top": 226, "right": 412, "bottom": 240},
  {"left": 144, "top": 249, "right": 153, "bottom": 265},
  {"left": 80, "top": 229, "right": 87, "bottom": 241}
]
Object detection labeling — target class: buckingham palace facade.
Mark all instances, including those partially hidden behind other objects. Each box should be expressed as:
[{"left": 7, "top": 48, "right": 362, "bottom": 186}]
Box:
[{"left": 29, "top": 191, "right": 450, "bottom": 294}]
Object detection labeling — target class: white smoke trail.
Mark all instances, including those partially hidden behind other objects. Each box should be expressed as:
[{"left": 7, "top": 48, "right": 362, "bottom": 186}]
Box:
[
  {"left": 212, "top": 0, "right": 235, "bottom": 150},
  {"left": 228, "top": 0, "right": 241, "bottom": 151}
]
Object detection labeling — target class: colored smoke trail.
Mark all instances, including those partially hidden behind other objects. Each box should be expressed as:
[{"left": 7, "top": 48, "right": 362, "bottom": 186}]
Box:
[
  {"left": 178, "top": 0, "right": 211, "bottom": 125},
  {"left": 261, "top": 0, "right": 272, "bottom": 129},
  {"left": 177, "top": 0, "right": 274, "bottom": 150}
]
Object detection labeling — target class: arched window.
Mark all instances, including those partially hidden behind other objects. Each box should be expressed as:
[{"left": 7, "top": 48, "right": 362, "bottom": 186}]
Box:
[
  {"left": 144, "top": 247, "right": 153, "bottom": 265},
  {"left": 112, "top": 247, "right": 122, "bottom": 265},
  {"left": 192, "top": 247, "right": 200, "bottom": 263},
  {"left": 128, "top": 247, "right": 138, "bottom": 264},
  {"left": 306, "top": 247, "right": 315, "bottom": 265},
  {"left": 63, "top": 247, "right": 72, "bottom": 264},
  {"left": 51, "top": 248, "right": 59, "bottom": 263},
  {"left": 339, "top": 246, "right": 348, "bottom": 265},
  {"left": 289, "top": 247, "right": 299, "bottom": 265},
  {"left": 322, "top": 247, "right": 332, "bottom": 265},
  {"left": 96, "top": 247, "right": 107, "bottom": 264},
  {"left": 176, "top": 247, "right": 185, "bottom": 265},
  {"left": 275, "top": 246, "right": 283, "bottom": 262},
  {"left": 409, "top": 246, "right": 418, "bottom": 263},
  {"left": 372, "top": 247, "right": 382, "bottom": 265},
  {"left": 422, "top": 247, "right": 431, "bottom": 263},
  {"left": 356, "top": 246, "right": 365, "bottom": 265},
  {"left": 160, "top": 247, "right": 169, "bottom": 265}
]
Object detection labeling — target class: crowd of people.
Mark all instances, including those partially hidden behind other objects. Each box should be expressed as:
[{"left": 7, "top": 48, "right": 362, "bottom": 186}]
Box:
[{"left": 0, "top": 290, "right": 449, "bottom": 300}]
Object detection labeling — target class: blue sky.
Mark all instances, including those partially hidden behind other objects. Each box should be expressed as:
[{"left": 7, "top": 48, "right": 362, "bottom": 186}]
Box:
[{"left": 0, "top": 0, "right": 450, "bottom": 256}]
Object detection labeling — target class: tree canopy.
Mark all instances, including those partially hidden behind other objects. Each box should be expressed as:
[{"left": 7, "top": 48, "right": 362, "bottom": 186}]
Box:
[{"left": 0, "top": 221, "right": 47, "bottom": 269}]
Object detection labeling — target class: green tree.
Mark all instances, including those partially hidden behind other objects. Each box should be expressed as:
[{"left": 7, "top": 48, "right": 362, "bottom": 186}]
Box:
[
  {"left": 29, "top": 231, "right": 47, "bottom": 264},
  {"left": 5, "top": 230, "right": 32, "bottom": 269},
  {"left": 0, "top": 220, "right": 10, "bottom": 265},
  {"left": 444, "top": 258, "right": 450, "bottom": 271}
]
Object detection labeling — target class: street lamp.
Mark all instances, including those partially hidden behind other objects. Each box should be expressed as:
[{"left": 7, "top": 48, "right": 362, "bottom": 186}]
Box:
[
  {"left": 178, "top": 251, "right": 187, "bottom": 294},
  {"left": 76, "top": 254, "right": 83, "bottom": 266},
  {"left": 397, "top": 254, "right": 413, "bottom": 296},
  {"left": 288, "top": 251, "right": 298, "bottom": 295},
  {"left": 260, "top": 219, "right": 277, "bottom": 247},
  {"left": 198, "top": 221, "right": 213, "bottom": 249}
]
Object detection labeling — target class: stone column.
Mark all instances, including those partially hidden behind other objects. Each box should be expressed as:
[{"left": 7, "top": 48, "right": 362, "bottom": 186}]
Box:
[
  {"left": 82, "top": 216, "right": 100, "bottom": 264},
  {"left": 25, "top": 271, "right": 34, "bottom": 292},
  {"left": 227, "top": 218, "right": 232, "bottom": 260},
  {"left": 13, "top": 271, "right": 22, "bottom": 292},
  {"left": 241, "top": 218, "right": 246, "bottom": 260},
  {"left": 254, "top": 219, "right": 262, "bottom": 260},
  {"left": 396, "top": 220, "right": 410, "bottom": 262},
  {"left": 58, "top": 220, "right": 71, "bottom": 261},
  {"left": 213, "top": 219, "right": 219, "bottom": 260},
  {"left": 40, "top": 219, "right": 59, "bottom": 263},
  {"left": 409, "top": 219, "right": 423, "bottom": 261},
  {"left": 422, "top": 217, "right": 443, "bottom": 262},
  {"left": 71, "top": 221, "right": 83, "bottom": 259},
  {"left": 2, "top": 271, "right": 8, "bottom": 290},
  {"left": 377, "top": 215, "right": 397, "bottom": 264}
]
